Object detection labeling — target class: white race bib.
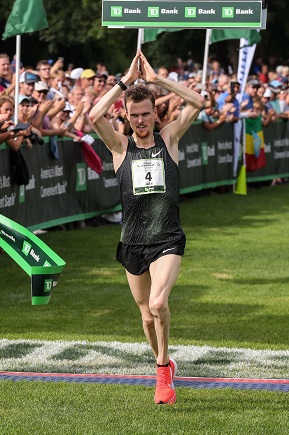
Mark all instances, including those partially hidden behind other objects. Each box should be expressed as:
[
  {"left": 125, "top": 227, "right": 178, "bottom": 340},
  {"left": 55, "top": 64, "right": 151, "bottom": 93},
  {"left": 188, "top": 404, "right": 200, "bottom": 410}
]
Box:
[{"left": 132, "top": 159, "right": 166, "bottom": 195}]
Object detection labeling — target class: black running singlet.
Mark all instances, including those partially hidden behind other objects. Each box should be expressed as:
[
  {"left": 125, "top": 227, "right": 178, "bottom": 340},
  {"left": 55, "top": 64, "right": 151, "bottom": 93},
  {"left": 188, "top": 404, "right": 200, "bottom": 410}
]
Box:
[{"left": 116, "top": 133, "right": 185, "bottom": 245}]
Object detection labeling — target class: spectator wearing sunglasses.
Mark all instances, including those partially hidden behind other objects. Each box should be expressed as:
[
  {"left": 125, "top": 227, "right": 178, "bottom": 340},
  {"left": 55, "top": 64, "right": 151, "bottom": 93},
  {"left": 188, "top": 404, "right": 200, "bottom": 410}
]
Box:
[
  {"left": 94, "top": 73, "right": 107, "bottom": 97},
  {"left": 241, "top": 79, "right": 260, "bottom": 112}
]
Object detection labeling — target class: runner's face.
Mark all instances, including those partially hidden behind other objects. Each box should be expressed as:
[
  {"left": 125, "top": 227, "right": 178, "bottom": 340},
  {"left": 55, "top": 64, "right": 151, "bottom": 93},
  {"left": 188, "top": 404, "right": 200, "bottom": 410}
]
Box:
[{"left": 126, "top": 99, "right": 156, "bottom": 138}]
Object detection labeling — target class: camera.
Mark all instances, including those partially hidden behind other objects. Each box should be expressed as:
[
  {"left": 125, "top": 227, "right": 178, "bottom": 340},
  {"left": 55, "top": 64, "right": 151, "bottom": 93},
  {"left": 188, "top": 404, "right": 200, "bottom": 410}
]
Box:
[{"left": 28, "top": 131, "right": 44, "bottom": 145}]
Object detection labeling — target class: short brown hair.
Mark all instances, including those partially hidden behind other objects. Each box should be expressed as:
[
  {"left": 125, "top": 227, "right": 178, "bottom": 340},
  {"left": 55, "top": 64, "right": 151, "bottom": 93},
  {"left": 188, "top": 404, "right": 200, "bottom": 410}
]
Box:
[
  {"left": 124, "top": 84, "right": 155, "bottom": 110},
  {"left": 0, "top": 96, "right": 14, "bottom": 108}
]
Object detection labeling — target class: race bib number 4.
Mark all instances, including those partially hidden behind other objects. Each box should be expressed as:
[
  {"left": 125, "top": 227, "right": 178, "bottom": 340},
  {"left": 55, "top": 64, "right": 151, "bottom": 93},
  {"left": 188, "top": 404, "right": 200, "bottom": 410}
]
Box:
[{"left": 132, "top": 159, "right": 166, "bottom": 195}]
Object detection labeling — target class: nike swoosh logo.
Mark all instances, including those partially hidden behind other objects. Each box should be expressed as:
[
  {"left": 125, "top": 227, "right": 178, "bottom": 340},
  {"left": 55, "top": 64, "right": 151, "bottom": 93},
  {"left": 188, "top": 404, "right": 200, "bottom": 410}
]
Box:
[
  {"left": 162, "top": 247, "right": 176, "bottom": 253},
  {"left": 152, "top": 150, "right": 162, "bottom": 158}
]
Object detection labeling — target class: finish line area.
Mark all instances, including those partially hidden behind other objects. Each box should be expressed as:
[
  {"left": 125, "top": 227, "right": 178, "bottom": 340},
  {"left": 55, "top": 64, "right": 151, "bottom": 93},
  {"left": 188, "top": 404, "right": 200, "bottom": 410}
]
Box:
[{"left": 1, "top": 372, "right": 289, "bottom": 393}]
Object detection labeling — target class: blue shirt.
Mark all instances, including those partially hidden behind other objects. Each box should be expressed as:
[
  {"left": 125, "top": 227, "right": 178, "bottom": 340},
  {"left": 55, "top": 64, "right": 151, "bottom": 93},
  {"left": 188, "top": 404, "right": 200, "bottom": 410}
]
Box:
[{"left": 242, "top": 92, "right": 254, "bottom": 110}]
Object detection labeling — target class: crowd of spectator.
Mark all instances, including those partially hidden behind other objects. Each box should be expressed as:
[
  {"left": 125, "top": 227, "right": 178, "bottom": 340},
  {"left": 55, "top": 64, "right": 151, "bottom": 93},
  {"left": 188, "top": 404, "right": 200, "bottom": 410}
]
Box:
[
  {"left": 0, "top": 51, "right": 288, "bottom": 204},
  {"left": 1, "top": 54, "right": 289, "bottom": 134},
  {"left": 1, "top": 53, "right": 289, "bottom": 151}
]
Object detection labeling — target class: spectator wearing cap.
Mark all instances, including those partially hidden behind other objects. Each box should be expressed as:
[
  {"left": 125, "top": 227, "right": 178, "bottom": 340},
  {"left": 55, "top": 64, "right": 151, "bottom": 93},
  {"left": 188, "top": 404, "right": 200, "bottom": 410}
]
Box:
[
  {"left": 241, "top": 79, "right": 260, "bottom": 111},
  {"left": 262, "top": 87, "right": 275, "bottom": 113},
  {"left": 28, "top": 80, "right": 68, "bottom": 140},
  {"left": 36, "top": 60, "right": 51, "bottom": 86},
  {"left": 0, "top": 96, "right": 31, "bottom": 150},
  {"left": 81, "top": 69, "right": 96, "bottom": 90},
  {"left": 18, "top": 95, "right": 33, "bottom": 122},
  {"left": 268, "top": 81, "right": 288, "bottom": 119},
  {"left": 255, "top": 94, "right": 277, "bottom": 126},
  {"left": 32, "top": 81, "right": 49, "bottom": 103},
  {"left": 19, "top": 71, "right": 40, "bottom": 99},
  {"left": 51, "top": 101, "right": 83, "bottom": 141},
  {"left": 16, "top": 95, "right": 44, "bottom": 149},
  {"left": 69, "top": 68, "right": 84, "bottom": 88},
  {"left": 30, "top": 81, "right": 54, "bottom": 130}
]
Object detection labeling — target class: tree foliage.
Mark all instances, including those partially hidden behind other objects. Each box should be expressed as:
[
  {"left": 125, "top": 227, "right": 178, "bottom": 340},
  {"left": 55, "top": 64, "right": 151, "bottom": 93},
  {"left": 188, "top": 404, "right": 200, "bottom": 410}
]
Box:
[{"left": 0, "top": 0, "right": 288, "bottom": 73}]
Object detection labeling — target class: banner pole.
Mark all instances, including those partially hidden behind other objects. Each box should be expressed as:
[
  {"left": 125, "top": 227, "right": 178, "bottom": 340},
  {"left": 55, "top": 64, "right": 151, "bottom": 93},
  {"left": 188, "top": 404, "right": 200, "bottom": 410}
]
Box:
[
  {"left": 14, "top": 34, "right": 21, "bottom": 124},
  {"left": 202, "top": 29, "right": 211, "bottom": 86},
  {"left": 136, "top": 28, "right": 144, "bottom": 83}
]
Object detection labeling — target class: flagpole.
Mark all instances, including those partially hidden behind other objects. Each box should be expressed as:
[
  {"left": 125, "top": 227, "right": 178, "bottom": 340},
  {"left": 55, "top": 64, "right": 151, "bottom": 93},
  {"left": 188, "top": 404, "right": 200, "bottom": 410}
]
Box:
[
  {"left": 202, "top": 29, "right": 211, "bottom": 86},
  {"left": 137, "top": 28, "right": 144, "bottom": 51},
  {"left": 14, "top": 35, "right": 21, "bottom": 124},
  {"left": 136, "top": 28, "right": 144, "bottom": 83}
]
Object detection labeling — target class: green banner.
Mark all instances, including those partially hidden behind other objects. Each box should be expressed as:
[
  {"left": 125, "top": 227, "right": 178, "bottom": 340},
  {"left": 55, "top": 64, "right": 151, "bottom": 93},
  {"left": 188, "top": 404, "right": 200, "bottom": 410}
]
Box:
[
  {"left": 1, "top": 123, "right": 289, "bottom": 232},
  {"left": 0, "top": 214, "right": 65, "bottom": 305},
  {"left": 102, "top": 0, "right": 262, "bottom": 28},
  {"left": 179, "top": 122, "right": 235, "bottom": 192},
  {"left": 0, "top": 137, "right": 120, "bottom": 230}
]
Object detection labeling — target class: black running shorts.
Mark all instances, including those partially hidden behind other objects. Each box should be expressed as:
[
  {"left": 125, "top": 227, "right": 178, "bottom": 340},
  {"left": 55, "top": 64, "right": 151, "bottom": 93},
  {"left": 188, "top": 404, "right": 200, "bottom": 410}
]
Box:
[{"left": 116, "top": 234, "right": 186, "bottom": 275}]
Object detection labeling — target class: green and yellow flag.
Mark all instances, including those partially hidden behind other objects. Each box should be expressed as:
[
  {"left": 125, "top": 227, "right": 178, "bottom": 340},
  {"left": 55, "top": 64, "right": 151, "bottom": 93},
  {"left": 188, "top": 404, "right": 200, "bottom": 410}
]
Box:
[{"left": 245, "top": 116, "right": 266, "bottom": 172}]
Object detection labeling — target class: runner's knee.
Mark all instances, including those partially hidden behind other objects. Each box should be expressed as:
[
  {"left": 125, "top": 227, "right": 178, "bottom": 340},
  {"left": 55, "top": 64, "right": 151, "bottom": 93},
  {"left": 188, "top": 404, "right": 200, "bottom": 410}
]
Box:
[
  {"left": 142, "top": 314, "right": 155, "bottom": 329},
  {"left": 149, "top": 295, "right": 168, "bottom": 316}
]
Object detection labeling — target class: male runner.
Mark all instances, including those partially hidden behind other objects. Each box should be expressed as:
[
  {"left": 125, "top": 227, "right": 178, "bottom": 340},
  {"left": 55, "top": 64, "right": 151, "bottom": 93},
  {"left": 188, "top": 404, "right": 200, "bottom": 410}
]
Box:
[{"left": 89, "top": 50, "right": 203, "bottom": 404}]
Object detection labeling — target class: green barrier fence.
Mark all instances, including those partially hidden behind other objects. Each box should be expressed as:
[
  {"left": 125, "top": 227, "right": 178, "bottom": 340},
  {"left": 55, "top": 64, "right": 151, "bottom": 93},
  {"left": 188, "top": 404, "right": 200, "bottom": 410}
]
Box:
[{"left": 0, "top": 121, "right": 289, "bottom": 230}]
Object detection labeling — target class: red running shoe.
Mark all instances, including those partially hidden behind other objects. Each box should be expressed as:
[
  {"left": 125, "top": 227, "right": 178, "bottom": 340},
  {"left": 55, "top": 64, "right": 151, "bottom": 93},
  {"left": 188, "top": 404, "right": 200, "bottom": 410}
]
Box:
[
  {"left": 169, "top": 357, "right": 177, "bottom": 379},
  {"left": 154, "top": 362, "right": 176, "bottom": 405}
]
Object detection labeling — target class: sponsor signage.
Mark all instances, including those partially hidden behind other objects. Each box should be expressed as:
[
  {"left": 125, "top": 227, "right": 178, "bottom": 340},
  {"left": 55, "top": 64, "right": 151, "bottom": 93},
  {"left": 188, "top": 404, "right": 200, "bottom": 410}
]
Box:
[
  {"left": 0, "top": 214, "right": 66, "bottom": 305},
  {"left": 102, "top": 1, "right": 263, "bottom": 28}
]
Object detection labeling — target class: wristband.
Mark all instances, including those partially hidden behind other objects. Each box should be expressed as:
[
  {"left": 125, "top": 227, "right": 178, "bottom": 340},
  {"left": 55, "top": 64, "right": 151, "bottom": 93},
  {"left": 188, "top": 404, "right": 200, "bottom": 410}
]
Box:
[{"left": 117, "top": 80, "right": 127, "bottom": 91}]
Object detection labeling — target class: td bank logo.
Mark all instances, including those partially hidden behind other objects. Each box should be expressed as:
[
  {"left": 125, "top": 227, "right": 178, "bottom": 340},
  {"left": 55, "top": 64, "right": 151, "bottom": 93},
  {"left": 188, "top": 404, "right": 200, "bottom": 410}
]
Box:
[
  {"left": 44, "top": 260, "right": 52, "bottom": 267},
  {"left": 185, "top": 7, "right": 196, "bottom": 18},
  {"left": 111, "top": 6, "right": 122, "bottom": 17},
  {"left": 76, "top": 163, "right": 87, "bottom": 191},
  {"left": 19, "top": 185, "right": 25, "bottom": 204},
  {"left": 148, "top": 7, "right": 159, "bottom": 17},
  {"left": 22, "top": 241, "right": 31, "bottom": 256},
  {"left": 222, "top": 7, "right": 234, "bottom": 18},
  {"left": 201, "top": 142, "right": 208, "bottom": 165},
  {"left": 44, "top": 279, "right": 53, "bottom": 292}
]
